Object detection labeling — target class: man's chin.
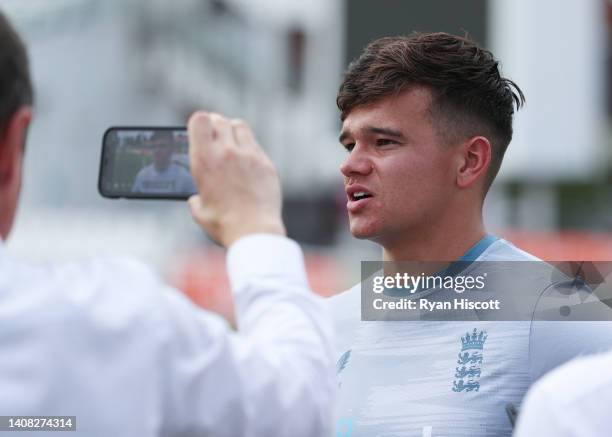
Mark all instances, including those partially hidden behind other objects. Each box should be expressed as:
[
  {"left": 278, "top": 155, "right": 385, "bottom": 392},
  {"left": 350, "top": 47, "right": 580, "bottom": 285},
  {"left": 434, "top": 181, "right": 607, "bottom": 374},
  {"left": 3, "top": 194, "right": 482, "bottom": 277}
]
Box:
[{"left": 349, "top": 223, "right": 378, "bottom": 240}]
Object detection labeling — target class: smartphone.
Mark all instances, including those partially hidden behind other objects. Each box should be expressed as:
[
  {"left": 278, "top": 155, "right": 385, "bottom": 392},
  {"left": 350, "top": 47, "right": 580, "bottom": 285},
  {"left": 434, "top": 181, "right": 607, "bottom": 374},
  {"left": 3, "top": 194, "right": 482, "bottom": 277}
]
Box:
[{"left": 99, "top": 127, "right": 196, "bottom": 200}]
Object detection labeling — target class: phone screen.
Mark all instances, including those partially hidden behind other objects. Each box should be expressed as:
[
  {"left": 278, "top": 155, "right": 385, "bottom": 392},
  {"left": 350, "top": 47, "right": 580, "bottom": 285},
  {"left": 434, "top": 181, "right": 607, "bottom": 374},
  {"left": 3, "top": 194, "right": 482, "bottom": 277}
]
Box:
[{"left": 99, "top": 127, "right": 195, "bottom": 199}]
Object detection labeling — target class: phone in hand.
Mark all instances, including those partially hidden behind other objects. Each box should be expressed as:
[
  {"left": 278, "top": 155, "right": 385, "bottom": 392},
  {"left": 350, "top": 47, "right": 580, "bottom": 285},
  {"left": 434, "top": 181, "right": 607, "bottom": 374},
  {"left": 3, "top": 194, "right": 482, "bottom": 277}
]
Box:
[{"left": 99, "top": 127, "right": 195, "bottom": 200}]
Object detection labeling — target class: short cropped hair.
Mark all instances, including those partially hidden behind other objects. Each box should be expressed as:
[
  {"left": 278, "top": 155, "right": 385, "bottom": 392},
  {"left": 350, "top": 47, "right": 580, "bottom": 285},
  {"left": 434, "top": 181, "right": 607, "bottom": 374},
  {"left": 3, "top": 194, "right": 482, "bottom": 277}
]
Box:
[
  {"left": 337, "top": 32, "right": 524, "bottom": 188},
  {"left": 0, "top": 11, "right": 33, "bottom": 136}
]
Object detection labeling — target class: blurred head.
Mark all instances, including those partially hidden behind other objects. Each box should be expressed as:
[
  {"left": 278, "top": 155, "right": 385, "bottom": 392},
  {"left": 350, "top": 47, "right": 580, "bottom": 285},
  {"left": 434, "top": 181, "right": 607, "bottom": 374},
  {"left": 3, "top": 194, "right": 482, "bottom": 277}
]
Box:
[
  {"left": 337, "top": 32, "right": 524, "bottom": 244},
  {"left": 0, "top": 11, "right": 33, "bottom": 240},
  {"left": 150, "top": 130, "right": 173, "bottom": 171}
]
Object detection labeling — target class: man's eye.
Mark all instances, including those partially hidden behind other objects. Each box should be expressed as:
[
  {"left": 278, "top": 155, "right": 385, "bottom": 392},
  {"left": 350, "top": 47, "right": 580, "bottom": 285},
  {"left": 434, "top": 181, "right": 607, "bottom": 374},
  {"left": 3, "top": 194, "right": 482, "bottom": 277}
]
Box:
[
  {"left": 343, "top": 143, "right": 355, "bottom": 152},
  {"left": 376, "top": 139, "right": 396, "bottom": 146}
]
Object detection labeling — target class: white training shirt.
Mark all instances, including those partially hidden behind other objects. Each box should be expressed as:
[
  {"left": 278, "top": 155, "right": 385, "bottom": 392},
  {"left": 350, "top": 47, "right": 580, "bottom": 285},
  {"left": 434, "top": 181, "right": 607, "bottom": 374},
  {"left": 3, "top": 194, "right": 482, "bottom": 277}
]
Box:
[
  {"left": 328, "top": 237, "right": 612, "bottom": 437},
  {"left": 514, "top": 349, "right": 612, "bottom": 437},
  {"left": 131, "top": 163, "right": 196, "bottom": 195},
  {"left": 0, "top": 234, "right": 335, "bottom": 436}
]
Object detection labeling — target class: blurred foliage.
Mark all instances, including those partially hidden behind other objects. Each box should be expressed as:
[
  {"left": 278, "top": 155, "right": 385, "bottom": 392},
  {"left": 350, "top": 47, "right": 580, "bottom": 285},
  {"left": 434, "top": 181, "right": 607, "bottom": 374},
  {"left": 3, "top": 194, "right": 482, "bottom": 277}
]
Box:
[
  {"left": 559, "top": 183, "right": 612, "bottom": 230},
  {"left": 113, "top": 150, "right": 149, "bottom": 189}
]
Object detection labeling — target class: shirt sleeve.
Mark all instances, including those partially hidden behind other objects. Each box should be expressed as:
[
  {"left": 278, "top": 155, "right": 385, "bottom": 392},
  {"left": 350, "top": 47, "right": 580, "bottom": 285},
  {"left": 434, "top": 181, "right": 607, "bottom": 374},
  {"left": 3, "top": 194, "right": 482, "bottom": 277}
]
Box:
[
  {"left": 514, "top": 381, "right": 574, "bottom": 437},
  {"left": 154, "top": 234, "right": 336, "bottom": 437}
]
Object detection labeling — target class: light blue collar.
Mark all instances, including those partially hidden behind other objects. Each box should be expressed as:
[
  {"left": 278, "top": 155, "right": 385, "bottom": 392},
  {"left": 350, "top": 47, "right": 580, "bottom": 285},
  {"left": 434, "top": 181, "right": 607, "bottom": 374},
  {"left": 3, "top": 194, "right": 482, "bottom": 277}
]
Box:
[
  {"left": 382, "top": 235, "right": 499, "bottom": 296},
  {"left": 457, "top": 234, "right": 499, "bottom": 262}
]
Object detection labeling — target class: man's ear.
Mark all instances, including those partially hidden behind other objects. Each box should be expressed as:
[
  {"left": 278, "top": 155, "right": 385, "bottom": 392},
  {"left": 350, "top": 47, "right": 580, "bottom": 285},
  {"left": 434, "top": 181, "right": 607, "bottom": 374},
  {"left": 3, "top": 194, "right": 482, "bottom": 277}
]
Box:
[
  {"left": 455, "top": 136, "right": 491, "bottom": 189},
  {"left": 0, "top": 107, "right": 32, "bottom": 187}
]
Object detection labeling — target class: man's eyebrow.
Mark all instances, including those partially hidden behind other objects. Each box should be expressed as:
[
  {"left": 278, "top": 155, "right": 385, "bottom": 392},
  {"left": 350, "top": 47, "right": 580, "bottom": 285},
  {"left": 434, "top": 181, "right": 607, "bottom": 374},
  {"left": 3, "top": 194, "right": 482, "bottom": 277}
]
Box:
[
  {"left": 367, "top": 126, "right": 404, "bottom": 138},
  {"left": 339, "top": 126, "right": 405, "bottom": 143},
  {"left": 338, "top": 130, "right": 351, "bottom": 143}
]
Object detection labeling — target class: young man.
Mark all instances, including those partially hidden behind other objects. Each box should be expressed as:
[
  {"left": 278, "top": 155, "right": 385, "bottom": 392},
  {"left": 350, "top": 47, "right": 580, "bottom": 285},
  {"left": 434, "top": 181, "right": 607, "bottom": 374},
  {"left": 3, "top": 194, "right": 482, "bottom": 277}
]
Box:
[
  {"left": 131, "top": 130, "right": 196, "bottom": 195},
  {"left": 0, "top": 11, "right": 334, "bottom": 436},
  {"left": 329, "top": 33, "right": 612, "bottom": 436}
]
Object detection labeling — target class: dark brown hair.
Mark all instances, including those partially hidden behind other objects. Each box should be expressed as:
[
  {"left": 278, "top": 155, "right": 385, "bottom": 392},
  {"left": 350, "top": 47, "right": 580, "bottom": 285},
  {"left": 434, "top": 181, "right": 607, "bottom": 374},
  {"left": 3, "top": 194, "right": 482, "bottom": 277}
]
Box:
[
  {"left": 337, "top": 32, "right": 524, "bottom": 188},
  {"left": 0, "top": 10, "right": 33, "bottom": 136}
]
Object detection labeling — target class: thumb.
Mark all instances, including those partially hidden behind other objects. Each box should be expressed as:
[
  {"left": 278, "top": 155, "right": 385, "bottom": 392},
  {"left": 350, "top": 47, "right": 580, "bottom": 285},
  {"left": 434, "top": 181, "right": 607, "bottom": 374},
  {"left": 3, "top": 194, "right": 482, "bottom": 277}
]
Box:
[{"left": 188, "top": 194, "right": 204, "bottom": 219}]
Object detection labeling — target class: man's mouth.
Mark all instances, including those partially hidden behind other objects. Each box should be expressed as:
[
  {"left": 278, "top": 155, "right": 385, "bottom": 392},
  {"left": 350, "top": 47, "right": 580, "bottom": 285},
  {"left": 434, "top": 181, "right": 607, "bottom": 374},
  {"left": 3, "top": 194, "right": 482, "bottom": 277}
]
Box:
[
  {"left": 346, "top": 186, "right": 374, "bottom": 212},
  {"left": 350, "top": 191, "right": 373, "bottom": 201}
]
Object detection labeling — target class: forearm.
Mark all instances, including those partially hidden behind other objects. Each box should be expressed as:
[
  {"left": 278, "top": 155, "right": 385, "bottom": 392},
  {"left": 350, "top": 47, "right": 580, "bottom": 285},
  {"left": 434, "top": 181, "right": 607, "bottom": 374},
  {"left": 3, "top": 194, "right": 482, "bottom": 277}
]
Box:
[
  {"left": 159, "top": 235, "right": 335, "bottom": 436},
  {"left": 227, "top": 234, "right": 336, "bottom": 436}
]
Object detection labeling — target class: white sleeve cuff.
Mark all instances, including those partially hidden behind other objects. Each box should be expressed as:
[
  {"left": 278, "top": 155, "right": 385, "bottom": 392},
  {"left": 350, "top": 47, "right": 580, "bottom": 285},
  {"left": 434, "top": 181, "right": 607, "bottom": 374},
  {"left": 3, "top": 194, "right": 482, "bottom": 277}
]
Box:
[{"left": 226, "top": 234, "right": 309, "bottom": 293}]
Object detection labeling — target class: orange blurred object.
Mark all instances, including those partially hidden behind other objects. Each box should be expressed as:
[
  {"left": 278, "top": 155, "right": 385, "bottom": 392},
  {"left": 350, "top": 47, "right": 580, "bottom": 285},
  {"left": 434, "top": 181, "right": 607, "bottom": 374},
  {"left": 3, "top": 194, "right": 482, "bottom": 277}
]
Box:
[
  {"left": 502, "top": 230, "right": 612, "bottom": 261},
  {"left": 171, "top": 231, "right": 612, "bottom": 321},
  {"left": 170, "top": 248, "right": 343, "bottom": 326}
]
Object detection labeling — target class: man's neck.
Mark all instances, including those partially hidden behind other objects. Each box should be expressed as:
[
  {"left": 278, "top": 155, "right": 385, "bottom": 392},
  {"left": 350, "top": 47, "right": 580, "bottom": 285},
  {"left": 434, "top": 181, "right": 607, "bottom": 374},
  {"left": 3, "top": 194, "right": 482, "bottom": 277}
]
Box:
[{"left": 381, "top": 219, "right": 487, "bottom": 262}]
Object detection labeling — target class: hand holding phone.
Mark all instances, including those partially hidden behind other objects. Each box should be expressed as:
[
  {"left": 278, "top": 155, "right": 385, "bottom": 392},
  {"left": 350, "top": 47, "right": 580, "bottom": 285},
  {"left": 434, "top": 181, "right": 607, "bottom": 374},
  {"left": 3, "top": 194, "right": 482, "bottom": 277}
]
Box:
[
  {"left": 187, "top": 112, "right": 285, "bottom": 246},
  {"left": 99, "top": 114, "right": 286, "bottom": 246}
]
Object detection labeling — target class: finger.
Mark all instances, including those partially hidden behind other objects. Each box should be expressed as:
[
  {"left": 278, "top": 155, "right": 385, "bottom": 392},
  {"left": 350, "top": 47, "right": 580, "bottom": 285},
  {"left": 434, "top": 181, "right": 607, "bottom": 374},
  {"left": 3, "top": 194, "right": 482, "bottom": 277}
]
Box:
[
  {"left": 231, "top": 119, "right": 256, "bottom": 147},
  {"left": 188, "top": 194, "right": 211, "bottom": 225},
  {"left": 209, "top": 113, "right": 236, "bottom": 148},
  {"left": 188, "top": 195, "right": 222, "bottom": 245},
  {"left": 188, "top": 111, "right": 216, "bottom": 167},
  {"left": 231, "top": 119, "right": 269, "bottom": 160},
  {"left": 188, "top": 194, "right": 203, "bottom": 216}
]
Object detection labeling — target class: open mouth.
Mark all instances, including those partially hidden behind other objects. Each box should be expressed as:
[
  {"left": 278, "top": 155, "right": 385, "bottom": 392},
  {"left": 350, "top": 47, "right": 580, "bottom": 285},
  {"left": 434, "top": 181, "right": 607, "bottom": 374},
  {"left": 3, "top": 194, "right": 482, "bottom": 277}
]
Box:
[
  {"left": 346, "top": 187, "right": 373, "bottom": 212},
  {"left": 351, "top": 191, "right": 373, "bottom": 201}
]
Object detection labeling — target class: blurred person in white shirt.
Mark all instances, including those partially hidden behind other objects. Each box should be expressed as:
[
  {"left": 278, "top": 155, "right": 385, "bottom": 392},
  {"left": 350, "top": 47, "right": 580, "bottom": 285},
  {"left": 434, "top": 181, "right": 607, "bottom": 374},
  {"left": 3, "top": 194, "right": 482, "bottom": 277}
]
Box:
[
  {"left": 0, "top": 10, "right": 334, "bottom": 437},
  {"left": 131, "top": 130, "right": 196, "bottom": 195},
  {"left": 514, "top": 349, "right": 612, "bottom": 437}
]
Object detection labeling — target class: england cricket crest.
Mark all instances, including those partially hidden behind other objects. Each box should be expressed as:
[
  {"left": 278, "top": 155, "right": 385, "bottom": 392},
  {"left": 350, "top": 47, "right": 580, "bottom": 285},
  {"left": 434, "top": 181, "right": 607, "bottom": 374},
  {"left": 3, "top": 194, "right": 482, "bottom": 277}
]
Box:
[{"left": 452, "top": 328, "right": 487, "bottom": 392}]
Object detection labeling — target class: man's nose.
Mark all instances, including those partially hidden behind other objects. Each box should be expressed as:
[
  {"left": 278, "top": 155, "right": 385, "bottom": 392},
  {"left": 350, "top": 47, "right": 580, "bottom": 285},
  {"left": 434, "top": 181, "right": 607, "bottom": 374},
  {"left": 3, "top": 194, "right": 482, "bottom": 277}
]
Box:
[{"left": 340, "top": 145, "right": 373, "bottom": 178}]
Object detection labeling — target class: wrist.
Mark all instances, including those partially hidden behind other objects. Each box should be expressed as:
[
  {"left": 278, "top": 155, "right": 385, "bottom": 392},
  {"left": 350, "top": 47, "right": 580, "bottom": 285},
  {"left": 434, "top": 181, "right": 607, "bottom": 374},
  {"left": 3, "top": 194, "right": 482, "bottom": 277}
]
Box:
[{"left": 222, "top": 219, "right": 286, "bottom": 247}]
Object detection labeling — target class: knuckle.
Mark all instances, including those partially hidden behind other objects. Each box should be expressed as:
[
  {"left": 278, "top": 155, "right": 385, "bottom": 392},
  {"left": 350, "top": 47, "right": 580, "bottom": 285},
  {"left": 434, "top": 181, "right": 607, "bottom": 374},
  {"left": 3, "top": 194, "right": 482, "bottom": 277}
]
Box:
[
  {"left": 221, "top": 147, "right": 237, "bottom": 160},
  {"left": 210, "top": 113, "right": 229, "bottom": 127},
  {"left": 262, "top": 156, "right": 275, "bottom": 170},
  {"left": 245, "top": 149, "right": 263, "bottom": 164}
]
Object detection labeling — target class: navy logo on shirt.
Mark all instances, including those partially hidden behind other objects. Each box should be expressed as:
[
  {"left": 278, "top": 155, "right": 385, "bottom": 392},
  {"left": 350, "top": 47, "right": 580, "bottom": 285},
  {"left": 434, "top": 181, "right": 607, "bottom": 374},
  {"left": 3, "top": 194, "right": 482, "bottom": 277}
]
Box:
[{"left": 452, "top": 328, "right": 487, "bottom": 392}]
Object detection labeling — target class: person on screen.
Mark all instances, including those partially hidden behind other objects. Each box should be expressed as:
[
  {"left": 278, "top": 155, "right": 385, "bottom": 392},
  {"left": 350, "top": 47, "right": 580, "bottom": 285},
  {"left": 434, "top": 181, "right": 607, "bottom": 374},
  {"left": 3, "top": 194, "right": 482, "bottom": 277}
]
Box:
[
  {"left": 131, "top": 130, "right": 196, "bottom": 195},
  {"left": 325, "top": 33, "right": 612, "bottom": 436},
  {"left": 0, "top": 10, "right": 334, "bottom": 436}
]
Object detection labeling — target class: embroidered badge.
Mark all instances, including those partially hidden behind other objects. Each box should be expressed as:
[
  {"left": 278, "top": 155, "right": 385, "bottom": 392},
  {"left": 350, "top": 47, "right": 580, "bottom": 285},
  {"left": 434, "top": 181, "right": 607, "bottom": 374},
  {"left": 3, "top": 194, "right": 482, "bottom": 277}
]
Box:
[{"left": 452, "top": 328, "right": 487, "bottom": 392}]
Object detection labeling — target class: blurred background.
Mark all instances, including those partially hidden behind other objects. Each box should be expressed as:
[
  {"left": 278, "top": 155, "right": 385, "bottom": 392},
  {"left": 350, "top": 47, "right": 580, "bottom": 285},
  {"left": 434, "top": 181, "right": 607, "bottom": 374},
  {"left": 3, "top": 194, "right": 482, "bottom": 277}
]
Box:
[{"left": 2, "top": 0, "right": 612, "bottom": 321}]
